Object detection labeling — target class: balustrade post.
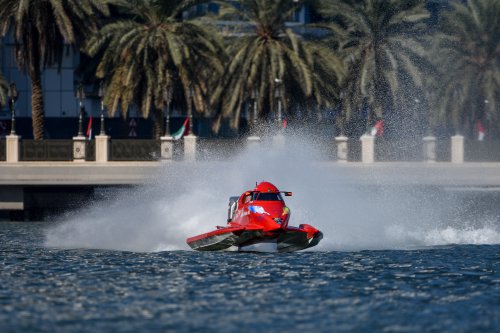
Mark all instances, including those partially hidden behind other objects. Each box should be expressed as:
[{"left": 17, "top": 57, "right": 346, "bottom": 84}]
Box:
[
  {"left": 335, "top": 135, "right": 349, "bottom": 162},
  {"left": 160, "top": 135, "right": 174, "bottom": 161},
  {"left": 451, "top": 135, "right": 464, "bottom": 163},
  {"left": 422, "top": 136, "right": 436, "bottom": 162},
  {"left": 183, "top": 134, "right": 197, "bottom": 161},
  {"left": 360, "top": 134, "right": 375, "bottom": 163},
  {"left": 272, "top": 133, "right": 285, "bottom": 149},
  {"left": 72, "top": 136, "right": 87, "bottom": 163},
  {"left": 95, "top": 135, "right": 110, "bottom": 163},
  {"left": 6, "top": 134, "right": 20, "bottom": 163},
  {"left": 246, "top": 135, "right": 261, "bottom": 150}
]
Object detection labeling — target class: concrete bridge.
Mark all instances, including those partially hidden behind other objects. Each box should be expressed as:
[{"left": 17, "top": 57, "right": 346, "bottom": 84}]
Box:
[
  {"left": 1, "top": 161, "right": 500, "bottom": 186},
  {"left": 1, "top": 161, "right": 500, "bottom": 219}
]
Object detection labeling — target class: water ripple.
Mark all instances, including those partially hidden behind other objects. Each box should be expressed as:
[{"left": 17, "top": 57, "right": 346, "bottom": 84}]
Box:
[{"left": 0, "top": 223, "right": 499, "bottom": 332}]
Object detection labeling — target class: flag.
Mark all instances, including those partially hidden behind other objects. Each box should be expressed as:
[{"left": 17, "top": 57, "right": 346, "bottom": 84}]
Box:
[
  {"left": 282, "top": 119, "right": 288, "bottom": 129},
  {"left": 173, "top": 117, "right": 189, "bottom": 140},
  {"left": 86, "top": 115, "right": 93, "bottom": 140},
  {"left": 476, "top": 121, "right": 485, "bottom": 141},
  {"left": 370, "top": 119, "right": 384, "bottom": 137}
]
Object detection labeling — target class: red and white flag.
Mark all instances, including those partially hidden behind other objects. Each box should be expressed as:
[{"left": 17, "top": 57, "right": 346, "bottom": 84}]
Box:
[
  {"left": 86, "top": 115, "right": 93, "bottom": 140},
  {"left": 476, "top": 121, "right": 485, "bottom": 141},
  {"left": 370, "top": 119, "right": 384, "bottom": 137}
]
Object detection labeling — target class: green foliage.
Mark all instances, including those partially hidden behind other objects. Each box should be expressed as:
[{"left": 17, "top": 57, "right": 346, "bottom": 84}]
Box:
[
  {"left": 0, "top": 0, "right": 114, "bottom": 72},
  {"left": 0, "top": 0, "right": 116, "bottom": 139},
  {"left": 85, "top": 0, "right": 224, "bottom": 122},
  {"left": 430, "top": 0, "right": 500, "bottom": 132},
  {"left": 0, "top": 0, "right": 497, "bottom": 138},
  {"left": 316, "top": 0, "right": 431, "bottom": 131},
  {"left": 210, "top": 0, "right": 344, "bottom": 131}
]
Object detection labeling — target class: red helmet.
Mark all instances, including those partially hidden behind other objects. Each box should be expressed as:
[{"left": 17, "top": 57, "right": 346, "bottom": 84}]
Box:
[{"left": 253, "top": 181, "right": 279, "bottom": 193}]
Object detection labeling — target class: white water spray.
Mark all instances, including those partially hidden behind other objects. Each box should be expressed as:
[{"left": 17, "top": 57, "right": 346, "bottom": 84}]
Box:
[{"left": 45, "top": 134, "right": 500, "bottom": 252}]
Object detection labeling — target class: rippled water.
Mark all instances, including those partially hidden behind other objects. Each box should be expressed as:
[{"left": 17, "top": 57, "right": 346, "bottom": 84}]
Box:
[{"left": 1, "top": 223, "right": 498, "bottom": 333}]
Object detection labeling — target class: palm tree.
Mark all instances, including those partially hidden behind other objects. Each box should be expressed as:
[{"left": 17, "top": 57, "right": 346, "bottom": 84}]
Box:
[
  {"left": 430, "top": 0, "right": 500, "bottom": 134},
  {"left": 315, "top": 0, "right": 431, "bottom": 136},
  {"left": 210, "top": 0, "right": 344, "bottom": 132},
  {"left": 0, "top": 0, "right": 115, "bottom": 139},
  {"left": 85, "top": 0, "right": 224, "bottom": 139}
]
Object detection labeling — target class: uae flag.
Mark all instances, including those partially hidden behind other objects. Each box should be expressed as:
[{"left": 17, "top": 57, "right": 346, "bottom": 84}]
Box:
[
  {"left": 86, "top": 115, "right": 93, "bottom": 140},
  {"left": 476, "top": 121, "right": 485, "bottom": 141},
  {"left": 370, "top": 119, "right": 384, "bottom": 137},
  {"left": 173, "top": 117, "right": 189, "bottom": 140}
]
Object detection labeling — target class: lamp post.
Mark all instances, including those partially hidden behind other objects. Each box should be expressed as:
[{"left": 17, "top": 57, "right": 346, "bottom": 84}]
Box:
[
  {"left": 98, "top": 82, "right": 106, "bottom": 135},
  {"left": 163, "top": 87, "right": 173, "bottom": 136},
  {"left": 188, "top": 86, "right": 195, "bottom": 135},
  {"left": 247, "top": 87, "right": 261, "bottom": 147},
  {"left": 8, "top": 82, "right": 18, "bottom": 135},
  {"left": 250, "top": 88, "right": 259, "bottom": 129},
  {"left": 274, "top": 79, "right": 284, "bottom": 129},
  {"left": 76, "top": 83, "right": 85, "bottom": 137}
]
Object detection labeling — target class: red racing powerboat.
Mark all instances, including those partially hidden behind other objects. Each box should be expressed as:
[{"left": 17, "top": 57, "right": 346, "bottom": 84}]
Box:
[{"left": 186, "top": 181, "right": 323, "bottom": 252}]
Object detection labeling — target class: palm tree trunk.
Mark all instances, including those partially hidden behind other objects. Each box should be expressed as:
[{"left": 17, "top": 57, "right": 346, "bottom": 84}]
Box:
[
  {"left": 31, "top": 68, "right": 44, "bottom": 140},
  {"left": 153, "top": 108, "right": 163, "bottom": 139}
]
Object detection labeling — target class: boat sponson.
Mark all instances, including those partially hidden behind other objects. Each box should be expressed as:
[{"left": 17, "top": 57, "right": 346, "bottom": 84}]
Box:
[
  {"left": 277, "top": 230, "right": 323, "bottom": 252},
  {"left": 188, "top": 226, "right": 323, "bottom": 252},
  {"left": 187, "top": 231, "right": 240, "bottom": 251}
]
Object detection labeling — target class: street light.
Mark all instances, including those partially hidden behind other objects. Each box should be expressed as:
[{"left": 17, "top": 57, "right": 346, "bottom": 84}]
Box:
[
  {"left": 187, "top": 86, "right": 195, "bottom": 135},
  {"left": 8, "top": 82, "right": 18, "bottom": 135},
  {"left": 76, "top": 83, "right": 85, "bottom": 137},
  {"left": 98, "top": 82, "right": 106, "bottom": 135},
  {"left": 163, "top": 87, "right": 173, "bottom": 136},
  {"left": 250, "top": 87, "right": 259, "bottom": 129},
  {"left": 274, "top": 78, "right": 284, "bottom": 129}
]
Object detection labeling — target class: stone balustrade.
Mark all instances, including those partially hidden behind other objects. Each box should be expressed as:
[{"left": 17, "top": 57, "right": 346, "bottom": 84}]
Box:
[{"left": 1, "top": 133, "right": 495, "bottom": 164}]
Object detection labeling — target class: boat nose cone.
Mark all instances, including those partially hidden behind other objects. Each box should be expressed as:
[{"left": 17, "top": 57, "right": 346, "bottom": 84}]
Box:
[{"left": 308, "top": 231, "right": 323, "bottom": 247}]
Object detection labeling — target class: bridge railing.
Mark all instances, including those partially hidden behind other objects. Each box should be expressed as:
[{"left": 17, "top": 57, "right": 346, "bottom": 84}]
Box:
[
  {"left": 197, "top": 139, "right": 246, "bottom": 160},
  {"left": 465, "top": 140, "right": 500, "bottom": 162},
  {"left": 20, "top": 140, "right": 73, "bottom": 161},
  {"left": 110, "top": 139, "right": 160, "bottom": 161},
  {"left": 1, "top": 137, "right": 499, "bottom": 163},
  {"left": 0, "top": 139, "right": 5, "bottom": 161}
]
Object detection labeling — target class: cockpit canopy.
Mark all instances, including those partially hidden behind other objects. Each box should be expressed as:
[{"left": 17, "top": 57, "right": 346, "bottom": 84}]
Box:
[{"left": 252, "top": 192, "right": 283, "bottom": 201}]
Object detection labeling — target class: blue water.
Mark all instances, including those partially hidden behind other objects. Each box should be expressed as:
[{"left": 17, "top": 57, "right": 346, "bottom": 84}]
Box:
[{"left": 0, "top": 223, "right": 498, "bottom": 332}]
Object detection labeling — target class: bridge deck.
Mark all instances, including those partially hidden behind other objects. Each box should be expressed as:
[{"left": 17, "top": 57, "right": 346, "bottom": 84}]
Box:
[{"left": 0, "top": 161, "right": 499, "bottom": 187}]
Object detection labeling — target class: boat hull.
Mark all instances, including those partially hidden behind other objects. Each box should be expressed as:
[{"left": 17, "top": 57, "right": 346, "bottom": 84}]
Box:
[{"left": 187, "top": 226, "right": 323, "bottom": 252}]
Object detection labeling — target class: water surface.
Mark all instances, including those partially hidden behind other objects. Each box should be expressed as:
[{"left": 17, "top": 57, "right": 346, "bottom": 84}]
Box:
[{"left": 1, "top": 223, "right": 498, "bottom": 332}]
